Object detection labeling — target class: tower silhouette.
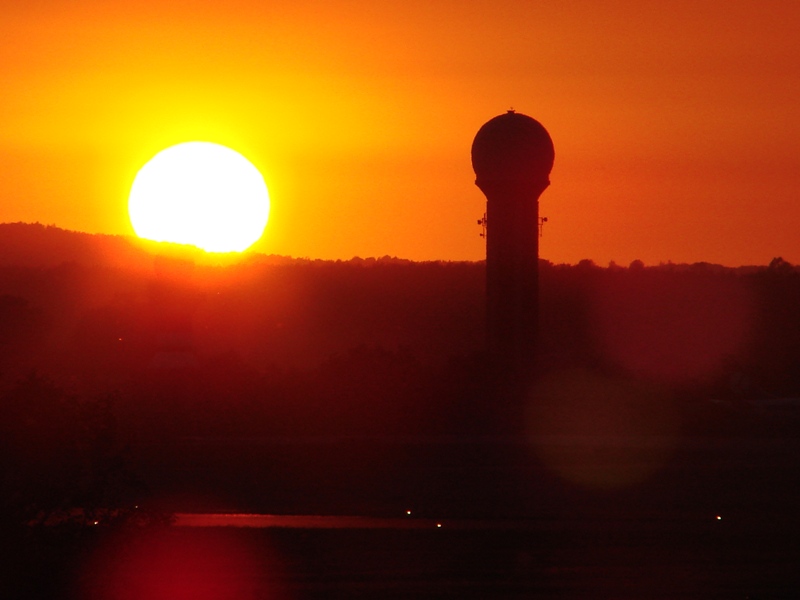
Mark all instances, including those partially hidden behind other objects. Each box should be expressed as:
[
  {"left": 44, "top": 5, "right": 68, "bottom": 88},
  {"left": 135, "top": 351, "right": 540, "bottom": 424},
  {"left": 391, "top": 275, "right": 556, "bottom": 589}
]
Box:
[{"left": 471, "top": 110, "right": 554, "bottom": 367}]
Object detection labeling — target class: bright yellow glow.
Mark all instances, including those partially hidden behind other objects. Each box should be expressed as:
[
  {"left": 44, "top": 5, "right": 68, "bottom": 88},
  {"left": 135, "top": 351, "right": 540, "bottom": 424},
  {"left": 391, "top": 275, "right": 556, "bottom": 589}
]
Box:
[{"left": 128, "top": 142, "right": 269, "bottom": 253}]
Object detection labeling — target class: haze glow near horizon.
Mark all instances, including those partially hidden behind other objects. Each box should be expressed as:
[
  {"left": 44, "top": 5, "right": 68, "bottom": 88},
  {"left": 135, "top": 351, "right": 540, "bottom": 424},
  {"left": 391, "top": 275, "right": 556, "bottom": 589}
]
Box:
[{"left": 1, "top": 0, "right": 799, "bottom": 265}]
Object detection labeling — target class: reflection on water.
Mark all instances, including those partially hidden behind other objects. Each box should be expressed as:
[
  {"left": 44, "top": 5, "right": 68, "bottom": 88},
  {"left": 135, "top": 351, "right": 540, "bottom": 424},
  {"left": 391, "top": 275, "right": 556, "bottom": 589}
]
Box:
[
  {"left": 175, "top": 513, "right": 549, "bottom": 530},
  {"left": 175, "top": 513, "right": 439, "bottom": 529}
]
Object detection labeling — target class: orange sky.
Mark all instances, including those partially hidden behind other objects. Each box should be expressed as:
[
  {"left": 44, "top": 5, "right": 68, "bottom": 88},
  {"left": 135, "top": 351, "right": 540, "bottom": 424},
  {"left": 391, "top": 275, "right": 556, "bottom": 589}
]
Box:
[{"left": 1, "top": 0, "right": 798, "bottom": 265}]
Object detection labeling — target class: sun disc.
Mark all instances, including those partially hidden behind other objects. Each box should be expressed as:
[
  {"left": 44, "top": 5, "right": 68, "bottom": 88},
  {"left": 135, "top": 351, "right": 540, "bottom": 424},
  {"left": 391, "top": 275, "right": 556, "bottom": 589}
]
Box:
[{"left": 128, "top": 142, "right": 270, "bottom": 253}]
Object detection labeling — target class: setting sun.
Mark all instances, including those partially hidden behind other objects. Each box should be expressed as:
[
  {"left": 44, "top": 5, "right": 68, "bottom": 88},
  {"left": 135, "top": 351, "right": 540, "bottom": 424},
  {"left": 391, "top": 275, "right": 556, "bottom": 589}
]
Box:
[{"left": 128, "top": 142, "right": 270, "bottom": 253}]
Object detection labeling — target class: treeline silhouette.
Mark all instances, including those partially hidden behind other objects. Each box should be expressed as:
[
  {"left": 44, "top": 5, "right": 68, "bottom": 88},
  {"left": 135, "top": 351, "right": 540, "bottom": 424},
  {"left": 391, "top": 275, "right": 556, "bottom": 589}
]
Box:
[{"left": 1, "top": 223, "right": 798, "bottom": 398}]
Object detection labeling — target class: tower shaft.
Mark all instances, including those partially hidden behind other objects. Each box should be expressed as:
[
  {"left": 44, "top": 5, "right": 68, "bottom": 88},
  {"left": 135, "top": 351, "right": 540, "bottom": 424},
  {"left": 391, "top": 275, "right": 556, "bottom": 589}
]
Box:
[{"left": 481, "top": 180, "right": 547, "bottom": 365}]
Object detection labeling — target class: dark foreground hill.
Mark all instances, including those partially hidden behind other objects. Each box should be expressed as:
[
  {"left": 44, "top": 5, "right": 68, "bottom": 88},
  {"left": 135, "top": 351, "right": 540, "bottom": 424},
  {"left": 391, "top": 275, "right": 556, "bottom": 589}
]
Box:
[
  {"left": 1, "top": 222, "right": 799, "bottom": 396},
  {"left": 3, "top": 221, "right": 800, "bottom": 489},
  {"left": 3, "top": 222, "right": 800, "bottom": 598}
]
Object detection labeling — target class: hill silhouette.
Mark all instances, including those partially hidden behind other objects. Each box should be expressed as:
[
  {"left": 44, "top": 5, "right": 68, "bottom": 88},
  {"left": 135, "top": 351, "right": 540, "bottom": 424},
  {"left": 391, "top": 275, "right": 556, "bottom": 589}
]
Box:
[{"left": 1, "top": 221, "right": 799, "bottom": 399}]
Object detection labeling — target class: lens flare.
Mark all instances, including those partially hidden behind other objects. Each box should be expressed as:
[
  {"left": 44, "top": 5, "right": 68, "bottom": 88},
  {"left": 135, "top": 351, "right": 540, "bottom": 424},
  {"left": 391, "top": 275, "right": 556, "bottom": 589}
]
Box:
[
  {"left": 526, "top": 369, "right": 681, "bottom": 490},
  {"left": 590, "top": 273, "right": 753, "bottom": 383},
  {"left": 77, "top": 527, "right": 288, "bottom": 600}
]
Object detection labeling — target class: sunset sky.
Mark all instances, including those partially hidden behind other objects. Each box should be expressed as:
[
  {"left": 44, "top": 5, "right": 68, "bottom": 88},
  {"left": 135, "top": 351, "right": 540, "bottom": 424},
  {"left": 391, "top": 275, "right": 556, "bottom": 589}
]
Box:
[{"left": 1, "top": 0, "right": 798, "bottom": 265}]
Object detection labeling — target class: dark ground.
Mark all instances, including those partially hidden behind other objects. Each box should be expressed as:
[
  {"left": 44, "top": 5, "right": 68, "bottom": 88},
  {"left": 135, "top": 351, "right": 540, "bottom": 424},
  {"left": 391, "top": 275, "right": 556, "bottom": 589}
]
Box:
[
  {"left": 71, "top": 515, "right": 800, "bottom": 599},
  {"left": 55, "top": 433, "right": 800, "bottom": 599}
]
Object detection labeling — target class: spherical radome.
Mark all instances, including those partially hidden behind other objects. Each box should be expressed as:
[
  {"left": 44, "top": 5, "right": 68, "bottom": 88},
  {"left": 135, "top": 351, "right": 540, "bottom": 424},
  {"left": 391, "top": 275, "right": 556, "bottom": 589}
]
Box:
[
  {"left": 128, "top": 142, "right": 270, "bottom": 253},
  {"left": 471, "top": 110, "right": 554, "bottom": 185}
]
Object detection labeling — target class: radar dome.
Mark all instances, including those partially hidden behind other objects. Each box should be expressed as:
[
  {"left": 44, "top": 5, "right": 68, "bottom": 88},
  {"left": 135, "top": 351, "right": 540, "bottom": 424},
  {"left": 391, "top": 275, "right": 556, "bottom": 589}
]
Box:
[{"left": 471, "top": 110, "right": 554, "bottom": 186}]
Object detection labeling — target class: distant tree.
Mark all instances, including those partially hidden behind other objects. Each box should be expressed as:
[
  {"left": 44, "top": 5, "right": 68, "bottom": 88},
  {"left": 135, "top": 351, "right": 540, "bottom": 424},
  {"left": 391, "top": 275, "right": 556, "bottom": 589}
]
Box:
[
  {"left": 628, "top": 259, "right": 645, "bottom": 271},
  {"left": 607, "top": 260, "right": 623, "bottom": 271},
  {"left": 0, "top": 375, "right": 159, "bottom": 531},
  {"left": 768, "top": 256, "right": 794, "bottom": 273}
]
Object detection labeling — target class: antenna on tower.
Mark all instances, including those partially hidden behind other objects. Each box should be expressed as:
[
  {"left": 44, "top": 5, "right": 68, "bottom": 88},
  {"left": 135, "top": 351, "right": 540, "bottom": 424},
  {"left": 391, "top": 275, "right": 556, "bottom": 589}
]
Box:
[
  {"left": 477, "top": 212, "right": 487, "bottom": 238},
  {"left": 539, "top": 216, "right": 548, "bottom": 237}
]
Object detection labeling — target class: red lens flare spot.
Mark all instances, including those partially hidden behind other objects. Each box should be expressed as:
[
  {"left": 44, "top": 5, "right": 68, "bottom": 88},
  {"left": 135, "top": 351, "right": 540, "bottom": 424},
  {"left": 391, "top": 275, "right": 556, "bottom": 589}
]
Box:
[
  {"left": 526, "top": 369, "right": 681, "bottom": 490},
  {"left": 591, "top": 271, "right": 753, "bottom": 384},
  {"left": 77, "top": 528, "right": 289, "bottom": 600}
]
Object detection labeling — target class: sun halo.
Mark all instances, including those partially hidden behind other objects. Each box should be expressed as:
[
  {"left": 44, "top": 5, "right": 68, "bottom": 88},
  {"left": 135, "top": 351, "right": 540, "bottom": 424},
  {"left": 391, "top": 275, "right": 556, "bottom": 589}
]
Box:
[{"left": 128, "top": 142, "right": 270, "bottom": 253}]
